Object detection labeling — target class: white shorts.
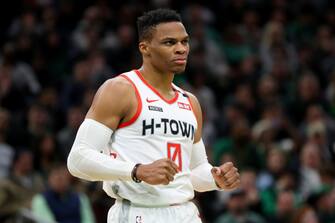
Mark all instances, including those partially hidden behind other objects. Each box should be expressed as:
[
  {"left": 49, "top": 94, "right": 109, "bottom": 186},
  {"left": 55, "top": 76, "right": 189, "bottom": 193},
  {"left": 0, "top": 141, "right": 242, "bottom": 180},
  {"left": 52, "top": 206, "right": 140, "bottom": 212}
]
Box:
[{"left": 107, "top": 200, "right": 203, "bottom": 223}]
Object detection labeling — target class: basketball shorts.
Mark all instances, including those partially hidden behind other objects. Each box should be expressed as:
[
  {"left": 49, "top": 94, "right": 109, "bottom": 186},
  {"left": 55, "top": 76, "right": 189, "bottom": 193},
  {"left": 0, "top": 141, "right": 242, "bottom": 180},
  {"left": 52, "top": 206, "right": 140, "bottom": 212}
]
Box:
[{"left": 107, "top": 200, "right": 203, "bottom": 223}]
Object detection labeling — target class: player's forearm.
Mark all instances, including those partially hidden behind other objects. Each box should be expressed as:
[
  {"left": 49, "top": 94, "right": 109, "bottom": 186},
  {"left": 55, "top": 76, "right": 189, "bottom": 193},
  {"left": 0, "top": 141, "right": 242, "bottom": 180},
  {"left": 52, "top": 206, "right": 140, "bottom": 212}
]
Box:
[
  {"left": 189, "top": 139, "right": 220, "bottom": 192},
  {"left": 67, "top": 119, "right": 135, "bottom": 181},
  {"left": 190, "top": 162, "right": 218, "bottom": 192}
]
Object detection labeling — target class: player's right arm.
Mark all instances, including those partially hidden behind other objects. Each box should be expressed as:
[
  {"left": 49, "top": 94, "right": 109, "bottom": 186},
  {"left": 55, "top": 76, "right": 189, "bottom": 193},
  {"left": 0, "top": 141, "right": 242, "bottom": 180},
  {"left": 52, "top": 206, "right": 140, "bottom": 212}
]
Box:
[
  {"left": 67, "top": 76, "right": 178, "bottom": 184},
  {"left": 67, "top": 77, "right": 136, "bottom": 181}
]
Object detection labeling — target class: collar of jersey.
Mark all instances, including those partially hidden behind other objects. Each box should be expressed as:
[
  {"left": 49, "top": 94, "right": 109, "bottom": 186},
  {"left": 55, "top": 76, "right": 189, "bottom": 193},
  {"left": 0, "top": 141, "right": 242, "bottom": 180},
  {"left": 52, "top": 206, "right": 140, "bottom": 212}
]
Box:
[{"left": 134, "top": 69, "right": 179, "bottom": 105}]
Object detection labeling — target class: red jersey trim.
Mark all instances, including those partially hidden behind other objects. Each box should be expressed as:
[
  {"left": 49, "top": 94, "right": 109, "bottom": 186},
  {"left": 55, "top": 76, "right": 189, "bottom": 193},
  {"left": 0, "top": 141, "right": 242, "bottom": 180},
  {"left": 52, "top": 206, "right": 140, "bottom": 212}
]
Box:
[
  {"left": 185, "top": 92, "right": 198, "bottom": 127},
  {"left": 172, "top": 83, "right": 198, "bottom": 131},
  {"left": 134, "top": 69, "right": 179, "bottom": 104},
  {"left": 186, "top": 94, "right": 195, "bottom": 112},
  {"left": 118, "top": 74, "right": 142, "bottom": 128}
]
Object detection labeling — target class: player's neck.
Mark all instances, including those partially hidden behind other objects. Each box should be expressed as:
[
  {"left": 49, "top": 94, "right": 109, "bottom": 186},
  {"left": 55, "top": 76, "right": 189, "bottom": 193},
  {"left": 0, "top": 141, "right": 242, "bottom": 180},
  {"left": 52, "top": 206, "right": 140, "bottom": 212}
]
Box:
[{"left": 138, "top": 65, "right": 175, "bottom": 94}]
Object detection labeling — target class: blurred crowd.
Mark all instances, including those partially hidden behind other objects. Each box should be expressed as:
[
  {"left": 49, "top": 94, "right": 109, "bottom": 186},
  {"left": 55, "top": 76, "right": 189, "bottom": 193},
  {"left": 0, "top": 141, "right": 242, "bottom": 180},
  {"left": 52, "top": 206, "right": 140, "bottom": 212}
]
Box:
[{"left": 0, "top": 0, "right": 335, "bottom": 223}]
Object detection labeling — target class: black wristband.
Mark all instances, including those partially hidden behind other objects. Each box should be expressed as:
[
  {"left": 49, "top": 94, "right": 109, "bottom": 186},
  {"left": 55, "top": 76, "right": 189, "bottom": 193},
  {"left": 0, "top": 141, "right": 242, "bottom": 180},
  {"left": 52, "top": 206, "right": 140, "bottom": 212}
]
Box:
[{"left": 131, "top": 163, "right": 142, "bottom": 183}]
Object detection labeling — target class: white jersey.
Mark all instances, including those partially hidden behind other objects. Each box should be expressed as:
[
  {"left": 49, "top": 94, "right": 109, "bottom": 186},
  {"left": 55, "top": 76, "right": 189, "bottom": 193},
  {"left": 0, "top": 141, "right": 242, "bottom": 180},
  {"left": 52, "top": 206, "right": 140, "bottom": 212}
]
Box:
[{"left": 102, "top": 70, "right": 198, "bottom": 206}]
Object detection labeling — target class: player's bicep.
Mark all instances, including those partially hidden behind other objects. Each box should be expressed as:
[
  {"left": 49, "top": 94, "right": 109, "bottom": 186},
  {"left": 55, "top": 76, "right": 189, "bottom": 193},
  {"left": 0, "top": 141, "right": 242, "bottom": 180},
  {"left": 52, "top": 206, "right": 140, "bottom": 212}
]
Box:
[{"left": 86, "top": 77, "right": 133, "bottom": 130}]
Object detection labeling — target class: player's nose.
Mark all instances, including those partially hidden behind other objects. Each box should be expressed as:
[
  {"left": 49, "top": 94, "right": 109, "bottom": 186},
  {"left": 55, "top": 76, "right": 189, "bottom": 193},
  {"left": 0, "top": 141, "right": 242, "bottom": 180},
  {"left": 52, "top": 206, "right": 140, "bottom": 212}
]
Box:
[{"left": 175, "top": 42, "right": 188, "bottom": 54}]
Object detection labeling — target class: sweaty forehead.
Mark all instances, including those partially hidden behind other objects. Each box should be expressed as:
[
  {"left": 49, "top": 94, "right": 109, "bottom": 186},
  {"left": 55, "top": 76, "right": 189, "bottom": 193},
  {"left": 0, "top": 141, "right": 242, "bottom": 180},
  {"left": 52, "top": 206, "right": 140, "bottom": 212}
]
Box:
[{"left": 152, "top": 22, "right": 188, "bottom": 40}]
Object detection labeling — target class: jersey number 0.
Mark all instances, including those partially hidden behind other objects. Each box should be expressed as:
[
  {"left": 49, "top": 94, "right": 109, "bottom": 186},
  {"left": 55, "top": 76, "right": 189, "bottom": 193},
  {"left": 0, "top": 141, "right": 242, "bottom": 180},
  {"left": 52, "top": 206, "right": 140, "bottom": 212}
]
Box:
[{"left": 167, "top": 143, "right": 182, "bottom": 171}]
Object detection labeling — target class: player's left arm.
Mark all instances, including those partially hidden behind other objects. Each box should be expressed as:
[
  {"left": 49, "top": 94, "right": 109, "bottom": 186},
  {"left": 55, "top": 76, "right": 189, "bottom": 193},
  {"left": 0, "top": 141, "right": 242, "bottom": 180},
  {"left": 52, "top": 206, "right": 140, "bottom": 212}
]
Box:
[{"left": 187, "top": 92, "right": 240, "bottom": 192}]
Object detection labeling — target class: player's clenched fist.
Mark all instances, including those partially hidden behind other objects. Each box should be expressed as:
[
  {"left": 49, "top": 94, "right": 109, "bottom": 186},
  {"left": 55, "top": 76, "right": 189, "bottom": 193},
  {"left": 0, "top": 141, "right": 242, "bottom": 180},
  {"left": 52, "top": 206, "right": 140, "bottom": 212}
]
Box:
[
  {"left": 211, "top": 162, "right": 240, "bottom": 190},
  {"left": 136, "top": 158, "right": 180, "bottom": 185}
]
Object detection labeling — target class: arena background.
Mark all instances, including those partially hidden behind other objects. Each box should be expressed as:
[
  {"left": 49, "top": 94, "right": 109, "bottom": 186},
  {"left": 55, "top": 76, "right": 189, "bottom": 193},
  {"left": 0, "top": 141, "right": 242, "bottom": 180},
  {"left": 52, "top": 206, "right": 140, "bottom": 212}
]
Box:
[{"left": 0, "top": 0, "right": 335, "bottom": 222}]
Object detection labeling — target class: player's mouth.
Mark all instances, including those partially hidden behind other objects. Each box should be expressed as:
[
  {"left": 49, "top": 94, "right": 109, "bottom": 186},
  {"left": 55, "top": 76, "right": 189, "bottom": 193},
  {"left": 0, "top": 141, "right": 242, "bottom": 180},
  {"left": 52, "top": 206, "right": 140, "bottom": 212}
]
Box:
[{"left": 172, "top": 58, "right": 187, "bottom": 65}]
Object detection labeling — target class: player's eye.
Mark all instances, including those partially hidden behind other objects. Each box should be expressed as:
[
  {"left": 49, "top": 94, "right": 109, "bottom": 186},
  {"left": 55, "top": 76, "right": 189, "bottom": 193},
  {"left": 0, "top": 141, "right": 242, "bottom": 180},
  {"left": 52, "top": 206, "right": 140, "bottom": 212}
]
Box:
[
  {"left": 181, "top": 39, "right": 189, "bottom": 45},
  {"left": 164, "top": 40, "right": 175, "bottom": 46}
]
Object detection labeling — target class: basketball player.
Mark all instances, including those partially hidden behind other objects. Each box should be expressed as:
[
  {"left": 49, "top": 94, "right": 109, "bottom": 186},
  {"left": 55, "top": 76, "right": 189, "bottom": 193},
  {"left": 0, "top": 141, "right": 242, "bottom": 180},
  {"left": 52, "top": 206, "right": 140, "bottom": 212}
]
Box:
[{"left": 67, "top": 8, "right": 240, "bottom": 223}]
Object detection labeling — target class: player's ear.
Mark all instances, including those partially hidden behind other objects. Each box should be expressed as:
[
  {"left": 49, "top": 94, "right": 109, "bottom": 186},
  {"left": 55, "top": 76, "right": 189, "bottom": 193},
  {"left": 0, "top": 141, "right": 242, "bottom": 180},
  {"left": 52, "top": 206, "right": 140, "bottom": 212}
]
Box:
[{"left": 139, "top": 41, "right": 150, "bottom": 56}]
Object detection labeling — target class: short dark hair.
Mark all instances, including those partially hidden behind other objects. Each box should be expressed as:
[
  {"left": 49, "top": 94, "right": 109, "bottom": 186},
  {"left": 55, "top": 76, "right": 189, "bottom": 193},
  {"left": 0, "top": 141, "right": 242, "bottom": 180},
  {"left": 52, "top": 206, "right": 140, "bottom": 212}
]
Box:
[{"left": 137, "top": 8, "right": 182, "bottom": 41}]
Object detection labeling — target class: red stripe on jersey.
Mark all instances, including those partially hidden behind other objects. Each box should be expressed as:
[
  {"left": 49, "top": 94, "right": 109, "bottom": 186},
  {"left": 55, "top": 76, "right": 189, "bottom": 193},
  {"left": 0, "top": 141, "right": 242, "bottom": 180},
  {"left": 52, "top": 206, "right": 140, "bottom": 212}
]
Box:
[
  {"left": 185, "top": 92, "right": 198, "bottom": 128},
  {"left": 134, "top": 69, "right": 179, "bottom": 104},
  {"left": 118, "top": 74, "right": 142, "bottom": 128}
]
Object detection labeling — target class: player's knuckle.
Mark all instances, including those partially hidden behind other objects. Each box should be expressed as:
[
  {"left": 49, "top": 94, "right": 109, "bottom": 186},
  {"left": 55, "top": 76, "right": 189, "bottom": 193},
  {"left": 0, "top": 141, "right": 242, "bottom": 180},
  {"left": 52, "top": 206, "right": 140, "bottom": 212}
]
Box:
[
  {"left": 235, "top": 180, "right": 241, "bottom": 186},
  {"left": 163, "top": 162, "right": 170, "bottom": 168}
]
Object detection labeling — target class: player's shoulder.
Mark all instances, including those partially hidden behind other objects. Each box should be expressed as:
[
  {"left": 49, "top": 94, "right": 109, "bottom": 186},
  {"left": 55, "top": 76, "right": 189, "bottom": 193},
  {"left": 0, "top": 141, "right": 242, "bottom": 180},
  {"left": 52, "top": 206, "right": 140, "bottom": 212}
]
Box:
[
  {"left": 182, "top": 89, "right": 199, "bottom": 106},
  {"left": 186, "top": 92, "right": 201, "bottom": 115},
  {"left": 173, "top": 83, "right": 201, "bottom": 110},
  {"left": 184, "top": 91, "right": 197, "bottom": 102},
  {"left": 173, "top": 84, "right": 195, "bottom": 99},
  {"left": 99, "top": 74, "right": 135, "bottom": 96}
]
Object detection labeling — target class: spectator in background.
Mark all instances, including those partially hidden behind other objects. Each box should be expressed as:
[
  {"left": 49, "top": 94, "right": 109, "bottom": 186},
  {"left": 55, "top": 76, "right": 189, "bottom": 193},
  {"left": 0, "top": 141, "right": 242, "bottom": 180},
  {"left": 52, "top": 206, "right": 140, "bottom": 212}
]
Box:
[
  {"left": 260, "top": 21, "right": 298, "bottom": 75},
  {"left": 221, "top": 25, "right": 252, "bottom": 65},
  {"left": 184, "top": 4, "right": 229, "bottom": 81},
  {"left": 267, "top": 59, "right": 294, "bottom": 103},
  {"left": 231, "top": 83, "right": 257, "bottom": 123},
  {"left": 257, "top": 147, "right": 288, "bottom": 190},
  {"left": 33, "top": 133, "right": 61, "bottom": 180},
  {"left": 238, "top": 9, "right": 261, "bottom": 53},
  {"left": 32, "top": 164, "right": 95, "bottom": 223},
  {"left": 270, "top": 189, "right": 297, "bottom": 223},
  {"left": 299, "top": 143, "right": 322, "bottom": 199},
  {"left": 71, "top": 6, "right": 105, "bottom": 54},
  {"left": 260, "top": 171, "right": 298, "bottom": 219},
  {"left": 0, "top": 150, "right": 44, "bottom": 222},
  {"left": 239, "top": 169, "right": 262, "bottom": 213},
  {"left": 252, "top": 102, "right": 300, "bottom": 153},
  {"left": 256, "top": 75, "right": 281, "bottom": 108},
  {"left": 237, "top": 56, "right": 260, "bottom": 87},
  {"left": 217, "top": 102, "right": 246, "bottom": 136},
  {"left": 307, "top": 186, "right": 335, "bottom": 223},
  {"left": 87, "top": 50, "right": 114, "bottom": 88},
  {"left": 38, "top": 7, "right": 69, "bottom": 85},
  {"left": 215, "top": 168, "right": 262, "bottom": 217},
  {"left": 60, "top": 58, "right": 92, "bottom": 111},
  {"left": 300, "top": 104, "right": 335, "bottom": 162},
  {"left": 0, "top": 107, "right": 14, "bottom": 179},
  {"left": 27, "top": 103, "right": 52, "bottom": 147},
  {"left": 313, "top": 25, "right": 335, "bottom": 83},
  {"left": 37, "top": 87, "right": 65, "bottom": 131},
  {"left": 5, "top": 103, "right": 52, "bottom": 149},
  {"left": 7, "top": 10, "right": 40, "bottom": 41},
  {"left": 290, "top": 72, "right": 328, "bottom": 123},
  {"left": 296, "top": 45, "right": 315, "bottom": 75},
  {"left": 325, "top": 70, "right": 335, "bottom": 117},
  {"left": 0, "top": 42, "right": 41, "bottom": 97},
  {"left": 257, "top": 147, "right": 298, "bottom": 220},
  {"left": 0, "top": 48, "right": 25, "bottom": 112},
  {"left": 58, "top": 106, "right": 85, "bottom": 160},
  {"left": 215, "top": 189, "right": 266, "bottom": 223},
  {"left": 105, "top": 24, "right": 138, "bottom": 73},
  {"left": 213, "top": 118, "right": 263, "bottom": 170},
  {"left": 291, "top": 205, "right": 319, "bottom": 223}
]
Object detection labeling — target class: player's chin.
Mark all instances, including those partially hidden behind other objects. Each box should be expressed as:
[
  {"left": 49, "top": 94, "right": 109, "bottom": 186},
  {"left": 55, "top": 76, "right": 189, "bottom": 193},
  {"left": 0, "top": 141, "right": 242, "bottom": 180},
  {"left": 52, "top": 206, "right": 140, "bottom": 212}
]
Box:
[{"left": 172, "top": 65, "right": 187, "bottom": 74}]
